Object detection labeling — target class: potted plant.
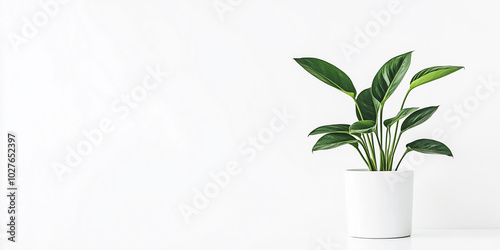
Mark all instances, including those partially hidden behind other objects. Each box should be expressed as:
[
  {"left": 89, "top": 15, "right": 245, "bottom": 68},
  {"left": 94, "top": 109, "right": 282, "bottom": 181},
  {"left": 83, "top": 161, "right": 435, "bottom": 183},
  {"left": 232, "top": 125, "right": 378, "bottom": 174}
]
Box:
[{"left": 294, "top": 51, "right": 463, "bottom": 238}]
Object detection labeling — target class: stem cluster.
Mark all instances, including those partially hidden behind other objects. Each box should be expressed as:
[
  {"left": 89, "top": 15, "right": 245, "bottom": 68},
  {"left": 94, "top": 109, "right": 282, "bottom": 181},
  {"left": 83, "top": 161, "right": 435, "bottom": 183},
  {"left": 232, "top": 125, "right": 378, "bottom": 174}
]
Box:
[{"left": 352, "top": 90, "right": 411, "bottom": 171}]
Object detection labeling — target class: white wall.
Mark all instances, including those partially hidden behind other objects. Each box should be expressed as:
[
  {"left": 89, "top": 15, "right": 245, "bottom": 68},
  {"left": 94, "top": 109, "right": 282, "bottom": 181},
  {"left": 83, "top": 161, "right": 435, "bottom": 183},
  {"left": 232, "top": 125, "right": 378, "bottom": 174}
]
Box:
[{"left": 0, "top": 0, "right": 499, "bottom": 249}]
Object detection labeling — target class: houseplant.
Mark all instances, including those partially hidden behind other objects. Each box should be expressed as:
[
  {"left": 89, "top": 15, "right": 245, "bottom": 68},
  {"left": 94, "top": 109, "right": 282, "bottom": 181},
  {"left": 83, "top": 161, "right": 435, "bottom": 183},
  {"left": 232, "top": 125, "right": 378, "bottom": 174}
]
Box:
[{"left": 294, "top": 51, "right": 463, "bottom": 238}]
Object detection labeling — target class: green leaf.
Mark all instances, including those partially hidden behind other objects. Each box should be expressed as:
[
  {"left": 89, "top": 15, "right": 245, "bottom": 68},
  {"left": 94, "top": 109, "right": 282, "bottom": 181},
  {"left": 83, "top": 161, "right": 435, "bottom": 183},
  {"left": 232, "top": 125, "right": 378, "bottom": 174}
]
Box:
[
  {"left": 294, "top": 57, "right": 357, "bottom": 98},
  {"left": 401, "top": 106, "right": 439, "bottom": 133},
  {"left": 410, "top": 66, "right": 464, "bottom": 90},
  {"left": 406, "top": 139, "right": 453, "bottom": 157},
  {"left": 355, "top": 88, "right": 379, "bottom": 121},
  {"left": 383, "top": 107, "right": 419, "bottom": 128},
  {"left": 371, "top": 51, "right": 413, "bottom": 105},
  {"left": 309, "top": 124, "right": 350, "bottom": 136},
  {"left": 312, "top": 133, "right": 358, "bottom": 152},
  {"left": 349, "top": 120, "right": 376, "bottom": 134}
]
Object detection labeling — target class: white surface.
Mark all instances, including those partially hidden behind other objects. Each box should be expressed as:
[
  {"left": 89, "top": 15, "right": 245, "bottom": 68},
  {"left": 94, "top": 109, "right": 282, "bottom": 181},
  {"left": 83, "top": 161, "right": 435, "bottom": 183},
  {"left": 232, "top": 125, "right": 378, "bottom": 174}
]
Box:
[
  {"left": 326, "top": 229, "right": 500, "bottom": 250},
  {"left": 345, "top": 170, "right": 413, "bottom": 238},
  {"left": 0, "top": 0, "right": 499, "bottom": 249}
]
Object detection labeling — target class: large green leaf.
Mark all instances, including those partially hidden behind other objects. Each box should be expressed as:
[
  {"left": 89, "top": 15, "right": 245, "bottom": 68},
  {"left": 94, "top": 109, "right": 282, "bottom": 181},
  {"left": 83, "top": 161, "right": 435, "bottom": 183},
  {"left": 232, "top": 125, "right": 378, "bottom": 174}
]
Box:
[
  {"left": 406, "top": 139, "right": 453, "bottom": 157},
  {"left": 349, "top": 120, "right": 376, "bottom": 134},
  {"left": 355, "top": 88, "right": 379, "bottom": 121},
  {"left": 410, "top": 66, "right": 464, "bottom": 90},
  {"left": 371, "top": 51, "right": 412, "bottom": 104},
  {"left": 383, "top": 107, "right": 419, "bottom": 128},
  {"left": 294, "top": 57, "right": 356, "bottom": 98},
  {"left": 312, "top": 133, "right": 358, "bottom": 152},
  {"left": 401, "top": 106, "right": 438, "bottom": 133},
  {"left": 309, "top": 124, "right": 350, "bottom": 136}
]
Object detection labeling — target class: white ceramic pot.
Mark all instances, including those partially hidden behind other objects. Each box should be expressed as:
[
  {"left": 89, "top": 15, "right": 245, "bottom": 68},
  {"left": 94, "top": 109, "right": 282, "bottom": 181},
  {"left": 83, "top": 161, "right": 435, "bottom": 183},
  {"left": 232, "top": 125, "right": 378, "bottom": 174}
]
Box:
[{"left": 345, "top": 169, "right": 414, "bottom": 239}]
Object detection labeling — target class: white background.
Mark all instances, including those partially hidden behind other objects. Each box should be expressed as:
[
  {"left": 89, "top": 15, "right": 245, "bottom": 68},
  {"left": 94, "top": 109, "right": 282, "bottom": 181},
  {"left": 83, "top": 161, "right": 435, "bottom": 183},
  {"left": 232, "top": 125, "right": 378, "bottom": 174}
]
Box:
[{"left": 0, "top": 0, "right": 499, "bottom": 249}]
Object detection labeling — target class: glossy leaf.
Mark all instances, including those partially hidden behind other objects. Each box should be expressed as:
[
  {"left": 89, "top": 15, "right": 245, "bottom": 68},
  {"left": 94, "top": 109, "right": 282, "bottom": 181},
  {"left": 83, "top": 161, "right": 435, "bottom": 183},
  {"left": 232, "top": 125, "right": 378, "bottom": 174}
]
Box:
[
  {"left": 371, "top": 51, "right": 412, "bottom": 104},
  {"left": 349, "top": 120, "right": 376, "bottom": 134},
  {"left": 309, "top": 124, "right": 350, "bottom": 136},
  {"left": 406, "top": 139, "right": 453, "bottom": 157},
  {"left": 401, "top": 106, "right": 439, "bottom": 133},
  {"left": 355, "top": 88, "right": 379, "bottom": 121},
  {"left": 383, "top": 107, "right": 419, "bottom": 128},
  {"left": 410, "top": 66, "right": 464, "bottom": 90},
  {"left": 312, "top": 133, "right": 358, "bottom": 152},
  {"left": 294, "top": 57, "right": 357, "bottom": 98}
]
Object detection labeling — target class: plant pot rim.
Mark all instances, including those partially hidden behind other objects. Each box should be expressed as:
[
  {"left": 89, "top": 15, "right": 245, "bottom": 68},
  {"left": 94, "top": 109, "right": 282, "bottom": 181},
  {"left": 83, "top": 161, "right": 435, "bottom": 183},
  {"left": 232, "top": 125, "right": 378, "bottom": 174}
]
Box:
[{"left": 346, "top": 169, "right": 414, "bottom": 173}]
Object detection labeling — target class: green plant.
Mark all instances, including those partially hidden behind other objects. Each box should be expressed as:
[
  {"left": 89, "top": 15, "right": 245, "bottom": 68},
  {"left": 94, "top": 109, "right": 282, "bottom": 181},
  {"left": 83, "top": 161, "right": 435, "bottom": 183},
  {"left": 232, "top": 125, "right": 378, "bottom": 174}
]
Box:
[{"left": 294, "top": 51, "right": 463, "bottom": 171}]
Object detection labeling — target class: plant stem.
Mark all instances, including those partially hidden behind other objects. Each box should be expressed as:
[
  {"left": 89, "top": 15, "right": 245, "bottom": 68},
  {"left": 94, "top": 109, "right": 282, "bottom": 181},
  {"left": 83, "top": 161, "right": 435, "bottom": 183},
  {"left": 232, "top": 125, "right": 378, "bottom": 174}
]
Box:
[
  {"left": 354, "top": 98, "right": 363, "bottom": 120},
  {"left": 395, "top": 149, "right": 410, "bottom": 171},
  {"left": 388, "top": 124, "right": 399, "bottom": 168},
  {"left": 374, "top": 132, "right": 383, "bottom": 171},
  {"left": 354, "top": 98, "right": 379, "bottom": 171},
  {"left": 389, "top": 89, "right": 412, "bottom": 170},
  {"left": 366, "top": 134, "right": 377, "bottom": 171},
  {"left": 362, "top": 134, "right": 375, "bottom": 171},
  {"left": 400, "top": 89, "right": 411, "bottom": 110},
  {"left": 385, "top": 126, "right": 392, "bottom": 170},
  {"left": 375, "top": 130, "right": 383, "bottom": 152},
  {"left": 354, "top": 145, "right": 369, "bottom": 168},
  {"left": 391, "top": 132, "right": 403, "bottom": 165},
  {"left": 357, "top": 135, "right": 373, "bottom": 171},
  {"left": 379, "top": 105, "right": 386, "bottom": 171},
  {"left": 353, "top": 99, "right": 375, "bottom": 170}
]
